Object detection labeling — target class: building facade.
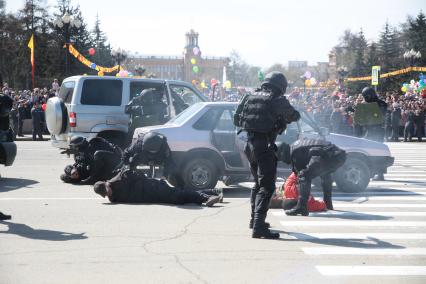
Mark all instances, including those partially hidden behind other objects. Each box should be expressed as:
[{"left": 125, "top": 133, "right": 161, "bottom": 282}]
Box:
[{"left": 125, "top": 30, "right": 229, "bottom": 83}]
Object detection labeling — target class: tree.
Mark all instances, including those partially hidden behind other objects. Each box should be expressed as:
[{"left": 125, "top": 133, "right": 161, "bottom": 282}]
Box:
[
  {"left": 90, "top": 14, "right": 113, "bottom": 68},
  {"left": 403, "top": 11, "right": 426, "bottom": 66},
  {"left": 377, "top": 22, "right": 402, "bottom": 72}
]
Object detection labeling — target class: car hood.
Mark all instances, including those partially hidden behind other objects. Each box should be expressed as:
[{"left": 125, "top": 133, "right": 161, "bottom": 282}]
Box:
[
  {"left": 325, "top": 133, "right": 392, "bottom": 157},
  {"left": 133, "top": 124, "right": 180, "bottom": 139}
]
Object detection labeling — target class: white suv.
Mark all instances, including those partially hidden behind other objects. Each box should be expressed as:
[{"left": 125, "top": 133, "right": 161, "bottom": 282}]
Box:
[{"left": 46, "top": 75, "right": 208, "bottom": 149}]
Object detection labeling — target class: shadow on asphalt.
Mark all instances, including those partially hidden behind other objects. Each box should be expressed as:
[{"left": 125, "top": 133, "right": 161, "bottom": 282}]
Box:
[
  {"left": 274, "top": 230, "right": 405, "bottom": 249},
  {"left": 0, "top": 221, "right": 87, "bottom": 241},
  {"left": 0, "top": 178, "right": 39, "bottom": 192},
  {"left": 307, "top": 211, "right": 391, "bottom": 220}
]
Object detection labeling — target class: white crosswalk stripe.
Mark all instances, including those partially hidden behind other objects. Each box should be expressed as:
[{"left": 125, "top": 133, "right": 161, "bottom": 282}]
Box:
[
  {"left": 316, "top": 266, "right": 426, "bottom": 276},
  {"left": 272, "top": 143, "right": 426, "bottom": 278}
]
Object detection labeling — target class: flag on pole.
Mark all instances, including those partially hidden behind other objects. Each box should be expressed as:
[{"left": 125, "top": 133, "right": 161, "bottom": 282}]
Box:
[{"left": 28, "top": 34, "right": 35, "bottom": 89}]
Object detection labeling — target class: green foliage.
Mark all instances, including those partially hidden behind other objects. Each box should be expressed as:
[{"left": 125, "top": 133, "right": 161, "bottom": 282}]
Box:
[{"left": 0, "top": 0, "right": 114, "bottom": 89}]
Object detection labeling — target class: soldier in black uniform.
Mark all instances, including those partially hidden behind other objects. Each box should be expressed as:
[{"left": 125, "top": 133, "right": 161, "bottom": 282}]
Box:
[
  {"left": 0, "top": 93, "right": 14, "bottom": 220},
  {"left": 361, "top": 87, "right": 387, "bottom": 142},
  {"left": 279, "top": 139, "right": 346, "bottom": 216},
  {"left": 93, "top": 170, "right": 221, "bottom": 206},
  {"left": 60, "top": 136, "right": 122, "bottom": 184},
  {"left": 235, "top": 72, "right": 300, "bottom": 239},
  {"left": 122, "top": 131, "right": 184, "bottom": 186},
  {"left": 125, "top": 89, "right": 168, "bottom": 142}
]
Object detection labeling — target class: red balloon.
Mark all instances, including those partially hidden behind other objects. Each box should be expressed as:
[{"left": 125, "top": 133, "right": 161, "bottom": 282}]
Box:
[
  {"left": 88, "top": 48, "right": 95, "bottom": 56},
  {"left": 211, "top": 78, "right": 217, "bottom": 85}
]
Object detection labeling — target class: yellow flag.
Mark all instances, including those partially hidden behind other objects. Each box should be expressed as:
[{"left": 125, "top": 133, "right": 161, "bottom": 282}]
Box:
[
  {"left": 28, "top": 34, "right": 34, "bottom": 49},
  {"left": 28, "top": 34, "right": 34, "bottom": 65}
]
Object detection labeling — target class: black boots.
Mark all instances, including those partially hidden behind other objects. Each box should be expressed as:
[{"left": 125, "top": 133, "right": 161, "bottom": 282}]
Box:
[
  {"left": 0, "top": 212, "right": 11, "bottom": 220},
  {"left": 249, "top": 187, "right": 270, "bottom": 229},
  {"left": 285, "top": 179, "right": 310, "bottom": 216},
  {"left": 249, "top": 219, "right": 270, "bottom": 229},
  {"left": 322, "top": 174, "right": 334, "bottom": 210},
  {"left": 251, "top": 189, "right": 279, "bottom": 239}
]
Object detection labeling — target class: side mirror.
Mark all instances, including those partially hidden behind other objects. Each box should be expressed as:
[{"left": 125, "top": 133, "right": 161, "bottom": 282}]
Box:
[{"left": 319, "top": 127, "right": 329, "bottom": 137}]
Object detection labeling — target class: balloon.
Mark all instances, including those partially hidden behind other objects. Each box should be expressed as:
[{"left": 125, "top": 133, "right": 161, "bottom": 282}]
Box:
[
  {"left": 305, "top": 79, "right": 311, "bottom": 87},
  {"left": 224, "top": 80, "right": 232, "bottom": 89},
  {"left": 410, "top": 79, "right": 415, "bottom": 85},
  {"left": 193, "top": 47, "right": 200, "bottom": 55},
  {"left": 211, "top": 78, "right": 218, "bottom": 85},
  {"left": 127, "top": 72, "right": 133, "bottom": 77},
  {"left": 401, "top": 86, "right": 407, "bottom": 92},
  {"left": 192, "top": 79, "right": 197, "bottom": 85},
  {"left": 192, "top": 65, "right": 199, "bottom": 73},
  {"left": 304, "top": 71, "right": 312, "bottom": 79},
  {"left": 190, "top": 58, "right": 196, "bottom": 65},
  {"left": 98, "top": 71, "right": 104, "bottom": 76},
  {"left": 200, "top": 81, "right": 207, "bottom": 88},
  {"left": 310, "top": 77, "right": 317, "bottom": 86},
  {"left": 88, "top": 48, "right": 95, "bottom": 56},
  {"left": 90, "top": 63, "right": 97, "bottom": 69},
  {"left": 419, "top": 73, "right": 425, "bottom": 81}
]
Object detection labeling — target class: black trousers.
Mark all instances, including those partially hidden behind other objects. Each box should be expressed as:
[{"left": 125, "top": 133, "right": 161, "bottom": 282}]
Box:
[
  {"left": 32, "top": 123, "right": 43, "bottom": 140},
  {"left": 297, "top": 150, "right": 346, "bottom": 204},
  {"left": 244, "top": 133, "right": 277, "bottom": 227},
  {"left": 90, "top": 150, "right": 122, "bottom": 182},
  {"left": 141, "top": 179, "right": 210, "bottom": 205}
]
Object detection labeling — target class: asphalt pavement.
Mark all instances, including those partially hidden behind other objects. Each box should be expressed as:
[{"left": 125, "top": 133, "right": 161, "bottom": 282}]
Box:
[{"left": 1, "top": 140, "right": 426, "bottom": 284}]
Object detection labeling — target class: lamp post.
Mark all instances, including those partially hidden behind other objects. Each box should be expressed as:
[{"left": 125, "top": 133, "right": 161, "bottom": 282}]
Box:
[
  {"left": 336, "top": 66, "right": 348, "bottom": 91},
  {"left": 403, "top": 49, "right": 422, "bottom": 67},
  {"left": 134, "top": 64, "right": 146, "bottom": 77},
  {"left": 111, "top": 47, "right": 127, "bottom": 72},
  {"left": 53, "top": 12, "right": 81, "bottom": 77}
]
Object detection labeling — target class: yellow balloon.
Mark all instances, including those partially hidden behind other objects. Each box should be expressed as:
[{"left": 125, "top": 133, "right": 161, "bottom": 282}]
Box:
[
  {"left": 190, "top": 58, "right": 196, "bottom": 65},
  {"left": 305, "top": 79, "right": 311, "bottom": 87},
  {"left": 224, "top": 80, "right": 232, "bottom": 89}
]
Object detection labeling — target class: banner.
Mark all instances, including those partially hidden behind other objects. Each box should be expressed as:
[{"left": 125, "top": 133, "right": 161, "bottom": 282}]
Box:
[
  {"left": 346, "top": 66, "right": 426, "bottom": 82},
  {"left": 28, "top": 34, "right": 35, "bottom": 89},
  {"left": 68, "top": 45, "right": 120, "bottom": 74}
]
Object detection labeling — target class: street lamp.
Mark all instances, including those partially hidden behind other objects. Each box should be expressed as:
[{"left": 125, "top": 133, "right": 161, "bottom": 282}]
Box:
[
  {"left": 53, "top": 12, "right": 81, "bottom": 77},
  {"left": 337, "top": 66, "right": 348, "bottom": 91},
  {"left": 111, "top": 48, "right": 127, "bottom": 72},
  {"left": 134, "top": 64, "right": 146, "bottom": 77},
  {"left": 403, "top": 49, "right": 422, "bottom": 66}
]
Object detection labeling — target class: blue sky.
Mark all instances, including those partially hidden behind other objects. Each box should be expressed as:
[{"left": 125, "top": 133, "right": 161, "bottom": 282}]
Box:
[{"left": 5, "top": 0, "right": 426, "bottom": 67}]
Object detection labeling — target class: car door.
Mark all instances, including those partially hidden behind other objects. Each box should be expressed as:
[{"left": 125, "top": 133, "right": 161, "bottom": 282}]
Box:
[
  {"left": 211, "top": 107, "right": 244, "bottom": 168},
  {"left": 167, "top": 84, "right": 205, "bottom": 116},
  {"left": 129, "top": 81, "right": 171, "bottom": 125}
]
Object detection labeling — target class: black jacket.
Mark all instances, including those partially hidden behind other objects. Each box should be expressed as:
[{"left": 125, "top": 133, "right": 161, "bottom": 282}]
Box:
[{"left": 240, "top": 88, "right": 300, "bottom": 136}]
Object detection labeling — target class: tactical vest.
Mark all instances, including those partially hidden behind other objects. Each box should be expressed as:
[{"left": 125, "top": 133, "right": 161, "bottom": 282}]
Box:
[{"left": 240, "top": 91, "right": 278, "bottom": 133}]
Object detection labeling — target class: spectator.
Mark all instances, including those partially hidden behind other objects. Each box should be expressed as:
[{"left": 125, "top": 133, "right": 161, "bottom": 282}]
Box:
[{"left": 31, "top": 101, "right": 44, "bottom": 141}]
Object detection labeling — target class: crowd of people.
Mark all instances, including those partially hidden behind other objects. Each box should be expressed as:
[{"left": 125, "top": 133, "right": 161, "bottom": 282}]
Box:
[
  {"left": 1, "top": 79, "right": 60, "bottom": 140},
  {"left": 287, "top": 86, "right": 426, "bottom": 142}
]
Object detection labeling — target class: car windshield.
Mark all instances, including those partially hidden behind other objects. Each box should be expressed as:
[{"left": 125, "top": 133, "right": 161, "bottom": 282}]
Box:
[{"left": 166, "top": 102, "right": 204, "bottom": 125}]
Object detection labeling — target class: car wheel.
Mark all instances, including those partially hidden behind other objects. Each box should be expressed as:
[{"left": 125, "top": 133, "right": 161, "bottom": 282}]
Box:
[
  {"left": 182, "top": 158, "right": 219, "bottom": 190},
  {"left": 334, "top": 158, "right": 370, "bottom": 193}
]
